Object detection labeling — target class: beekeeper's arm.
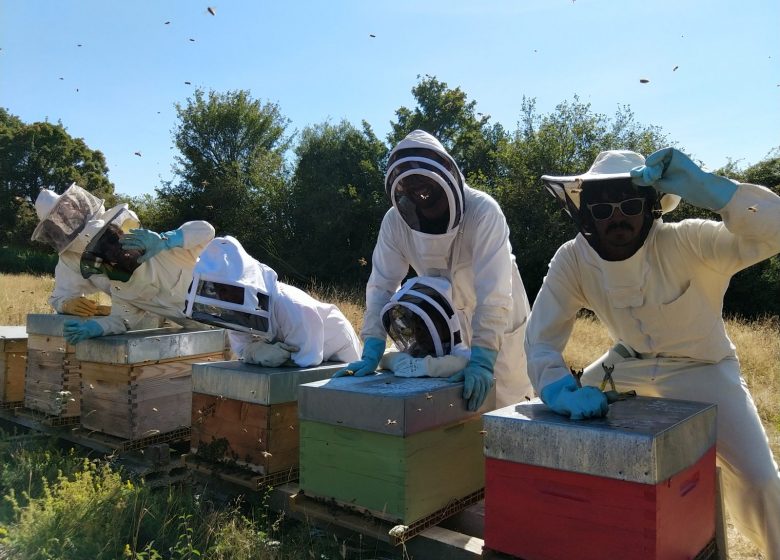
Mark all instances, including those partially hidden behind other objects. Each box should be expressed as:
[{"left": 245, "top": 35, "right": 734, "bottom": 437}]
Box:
[
  {"left": 447, "top": 205, "right": 514, "bottom": 410},
  {"left": 632, "top": 148, "right": 780, "bottom": 271},
  {"left": 49, "top": 258, "right": 105, "bottom": 315},
  {"left": 524, "top": 244, "right": 609, "bottom": 419},
  {"left": 334, "top": 213, "right": 409, "bottom": 377},
  {"left": 122, "top": 220, "right": 215, "bottom": 263},
  {"left": 276, "top": 299, "right": 326, "bottom": 368}
]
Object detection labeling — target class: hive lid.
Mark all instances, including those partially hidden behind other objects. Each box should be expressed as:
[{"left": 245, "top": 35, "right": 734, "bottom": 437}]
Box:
[
  {"left": 0, "top": 326, "right": 27, "bottom": 351},
  {"left": 298, "top": 371, "right": 495, "bottom": 436},
  {"left": 26, "top": 313, "right": 161, "bottom": 336},
  {"left": 192, "top": 360, "right": 346, "bottom": 405},
  {"left": 483, "top": 396, "right": 717, "bottom": 483},
  {"left": 74, "top": 327, "right": 226, "bottom": 364}
]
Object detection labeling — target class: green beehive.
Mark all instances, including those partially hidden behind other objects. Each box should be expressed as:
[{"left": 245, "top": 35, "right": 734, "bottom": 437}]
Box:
[{"left": 298, "top": 373, "right": 492, "bottom": 524}]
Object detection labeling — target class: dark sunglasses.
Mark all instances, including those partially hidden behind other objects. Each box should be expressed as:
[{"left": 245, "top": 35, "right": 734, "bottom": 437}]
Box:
[{"left": 586, "top": 197, "right": 645, "bottom": 221}]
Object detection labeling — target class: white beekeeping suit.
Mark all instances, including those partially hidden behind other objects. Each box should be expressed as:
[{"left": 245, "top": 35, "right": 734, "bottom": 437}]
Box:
[
  {"left": 31, "top": 184, "right": 117, "bottom": 315},
  {"left": 526, "top": 148, "right": 780, "bottom": 558},
  {"left": 185, "top": 236, "right": 360, "bottom": 368},
  {"left": 359, "top": 130, "right": 532, "bottom": 408},
  {"left": 77, "top": 208, "right": 216, "bottom": 334}
]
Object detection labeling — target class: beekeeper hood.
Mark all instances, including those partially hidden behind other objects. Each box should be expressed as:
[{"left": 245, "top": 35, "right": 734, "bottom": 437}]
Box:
[
  {"left": 30, "top": 183, "right": 105, "bottom": 254},
  {"left": 381, "top": 276, "right": 463, "bottom": 358},
  {"left": 541, "top": 150, "right": 681, "bottom": 227},
  {"left": 184, "top": 236, "right": 278, "bottom": 339},
  {"left": 385, "top": 130, "right": 465, "bottom": 270},
  {"left": 78, "top": 204, "right": 141, "bottom": 282}
]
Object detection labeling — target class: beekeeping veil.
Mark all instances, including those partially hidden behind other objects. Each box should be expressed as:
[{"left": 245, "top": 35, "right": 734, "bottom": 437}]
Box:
[
  {"left": 78, "top": 204, "right": 141, "bottom": 282},
  {"left": 381, "top": 276, "right": 462, "bottom": 358},
  {"left": 30, "top": 183, "right": 105, "bottom": 254},
  {"left": 184, "top": 236, "right": 277, "bottom": 339}
]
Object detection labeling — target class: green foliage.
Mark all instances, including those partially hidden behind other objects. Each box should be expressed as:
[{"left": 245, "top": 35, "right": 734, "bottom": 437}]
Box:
[
  {"left": 156, "top": 89, "right": 291, "bottom": 254},
  {"left": 0, "top": 109, "right": 115, "bottom": 246},
  {"left": 287, "top": 120, "right": 388, "bottom": 285},
  {"left": 0, "top": 244, "right": 58, "bottom": 274},
  {"left": 744, "top": 150, "right": 780, "bottom": 190}
]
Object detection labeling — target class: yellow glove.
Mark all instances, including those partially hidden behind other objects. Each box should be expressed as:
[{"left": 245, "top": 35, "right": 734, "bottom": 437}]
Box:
[
  {"left": 95, "top": 305, "right": 112, "bottom": 316},
  {"left": 61, "top": 297, "right": 99, "bottom": 317}
]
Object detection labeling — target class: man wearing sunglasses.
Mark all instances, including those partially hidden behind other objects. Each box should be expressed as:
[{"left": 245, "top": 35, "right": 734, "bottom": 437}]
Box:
[
  {"left": 335, "top": 130, "right": 533, "bottom": 412},
  {"left": 526, "top": 148, "right": 780, "bottom": 557}
]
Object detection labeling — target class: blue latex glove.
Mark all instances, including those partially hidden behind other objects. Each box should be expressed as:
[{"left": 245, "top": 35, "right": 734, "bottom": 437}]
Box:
[
  {"left": 540, "top": 376, "right": 608, "bottom": 420},
  {"left": 121, "top": 228, "right": 185, "bottom": 264},
  {"left": 448, "top": 346, "right": 496, "bottom": 411},
  {"left": 62, "top": 319, "right": 104, "bottom": 345},
  {"left": 630, "top": 147, "right": 737, "bottom": 211},
  {"left": 333, "top": 337, "right": 385, "bottom": 378}
]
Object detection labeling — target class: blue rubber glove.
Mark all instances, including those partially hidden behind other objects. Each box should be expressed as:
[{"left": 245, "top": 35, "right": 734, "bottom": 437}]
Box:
[
  {"left": 630, "top": 147, "right": 737, "bottom": 211},
  {"left": 121, "top": 228, "right": 185, "bottom": 264},
  {"left": 448, "top": 346, "right": 496, "bottom": 411},
  {"left": 540, "top": 376, "right": 609, "bottom": 420},
  {"left": 62, "top": 319, "right": 104, "bottom": 345},
  {"left": 333, "top": 337, "right": 385, "bottom": 378}
]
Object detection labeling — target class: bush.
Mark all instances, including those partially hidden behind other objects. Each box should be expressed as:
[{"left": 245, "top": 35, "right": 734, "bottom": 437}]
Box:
[{"left": 0, "top": 245, "right": 57, "bottom": 275}]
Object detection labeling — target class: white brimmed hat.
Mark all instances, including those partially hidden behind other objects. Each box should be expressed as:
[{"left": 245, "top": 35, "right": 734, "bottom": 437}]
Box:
[
  {"left": 541, "top": 150, "right": 680, "bottom": 215},
  {"left": 30, "top": 183, "right": 106, "bottom": 254}
]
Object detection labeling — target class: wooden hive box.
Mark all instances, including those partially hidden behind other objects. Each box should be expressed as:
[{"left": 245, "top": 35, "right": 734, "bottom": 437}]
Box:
[
  {"left": 297, "top": 373, "right": 494, "bottom": 525},
  {"left": 190, "top": 360, "right": 345, "bottom": 475},
  {"left": 482, "top": 397, "right": 717, "bottom": 560},
  {"left": 75, "top": 327, "right": 226, "bottom": 441},
  {"left": 24, "top": 314, "right": 92, "bottom": 417},
  {"left": 0, "top": 326, "right": 28, "bottom": 406}
]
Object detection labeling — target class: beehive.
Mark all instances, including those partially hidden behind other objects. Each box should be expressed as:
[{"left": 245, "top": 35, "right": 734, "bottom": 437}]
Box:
[
  {"left": 24, "top": 314, "right": 90, "bottom": 417},
  {"left": 482, "top": 397, "right": 717, "bottom": 560},
  {"left": 298, "top": 373, "right": 494, "bottom": 525},
  {"left": 75, "top": 327, "right": 226, "bottom": 440},
  {"left": 0, "top": 326, "right": 27, "bottom": 405},
  {"left": 190, "top": 360, "right": 345, "bottom": 474}
]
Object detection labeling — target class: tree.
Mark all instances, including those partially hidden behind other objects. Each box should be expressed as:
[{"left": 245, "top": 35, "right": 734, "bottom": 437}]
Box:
[
  {"left": 0, "top": 109, "right": 114, "bottom": 246},
  {"left": 287, "top": 120, "right": 388, "bottom": 284},
  {"left": 388, "top": 75, "right": 508, "bottom": 191},
  {"left": 155, "top": 89, "right": 291, "bottom": 255},
  {"left": 495, "top": 97, "right": 670, "bottom": 301}
]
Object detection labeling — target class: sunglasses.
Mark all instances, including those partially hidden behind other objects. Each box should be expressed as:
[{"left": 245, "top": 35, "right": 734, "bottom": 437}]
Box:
[{"left": 586, "top": 197, "right": 645, "bottom": 221}]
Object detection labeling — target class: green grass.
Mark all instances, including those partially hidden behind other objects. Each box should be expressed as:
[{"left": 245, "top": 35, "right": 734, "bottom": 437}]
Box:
[{"left": 0, "top": 430, "right": 352, "bottom": 560}]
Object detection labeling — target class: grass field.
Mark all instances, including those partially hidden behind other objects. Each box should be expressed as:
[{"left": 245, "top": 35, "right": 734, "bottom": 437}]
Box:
[{"left": 1, "top": 272, "right": 778, "bottom": 558}]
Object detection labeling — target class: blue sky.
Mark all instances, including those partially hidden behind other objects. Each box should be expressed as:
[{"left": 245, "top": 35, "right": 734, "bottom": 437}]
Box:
[{"left": 1, "top": 0, "right": 778, "bottom": 198}]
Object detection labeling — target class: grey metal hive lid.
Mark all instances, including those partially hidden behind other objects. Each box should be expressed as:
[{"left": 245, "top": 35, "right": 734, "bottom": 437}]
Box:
[
  {"left": 298, "top": 371, "right": 495, "bottom": 437},
  {"left": 26, "top": 314, "right": 93, "bottom": 336},
  {"left": 192, "top": 360, "right": 347, "bottom": 405},
  {"left": 74, "top": 327, "right": 226, "bottom": 364},
  {"left": 482, "top": 396, "right": 717, "bottom": 484},
  {"left": 26, "top": 313, "right": 162, "bottom": 336}
]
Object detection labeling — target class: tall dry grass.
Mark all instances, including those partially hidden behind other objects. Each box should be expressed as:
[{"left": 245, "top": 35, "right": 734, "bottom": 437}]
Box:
[{"left": 2, "top": 273, "right": 778, "bottom": 558}]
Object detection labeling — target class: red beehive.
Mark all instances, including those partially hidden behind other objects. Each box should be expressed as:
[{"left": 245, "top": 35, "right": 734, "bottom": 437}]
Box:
[{"left": 482, "top": 397, "right": 717, "bottom": 560}]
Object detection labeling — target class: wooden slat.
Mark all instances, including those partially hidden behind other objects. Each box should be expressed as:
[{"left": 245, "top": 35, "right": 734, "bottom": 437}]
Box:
[{"left": 27, "top": 335, "right": 73, "bottom": 353}]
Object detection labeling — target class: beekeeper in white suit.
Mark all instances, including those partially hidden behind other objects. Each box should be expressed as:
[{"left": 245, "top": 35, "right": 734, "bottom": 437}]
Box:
[
  {"left": 31, "top": 183, "right": 129, "bottom": 316},
  {"left": 335, "top": 130, "right": 532, "bottom": 412},
  {"left": 184, "top": 236, "right": 360, "bottom": 368},
  {"left": 526, "top": 147, "right": 780, "bottom": 557},
  {"left": 61, "top": 207, "right": 215, "bottom": 344},
  {"left": 378, "top": 276, "right": 471, "bottom": 379}
]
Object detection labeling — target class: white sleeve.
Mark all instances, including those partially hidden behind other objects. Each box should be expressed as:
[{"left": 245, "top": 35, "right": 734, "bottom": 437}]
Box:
[
  {"left": 362, "top": 212, "right": 409, "bottom": 342},
  {"left": 275, "top": 295, "right": 325, "bottom": 368},
  {"left": 468, "top": 202, "right": 516, "bottom": 352},
  {"left": 524, "top": 243, "right": 586, "bottom": 393},
  {"left": 48, "top": 258, "right": 107, "bottom": 312}
]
